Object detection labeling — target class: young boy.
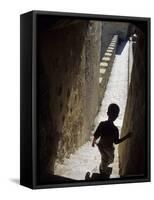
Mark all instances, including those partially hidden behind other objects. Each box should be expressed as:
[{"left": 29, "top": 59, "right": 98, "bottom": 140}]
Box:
[{"left": 92, "top": 103, "right": 132, "bottom": 177}]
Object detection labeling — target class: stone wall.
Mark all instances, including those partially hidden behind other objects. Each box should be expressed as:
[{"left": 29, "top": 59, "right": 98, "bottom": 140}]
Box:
[
  {"left": 38, "top": 19, "right": 102, "bottom": 179},
  {"left": 83, "top": 21, "right": 102, "bottom": 145},
  {"left": 118, "top": 26, "right": 146, "bottom": 177}
]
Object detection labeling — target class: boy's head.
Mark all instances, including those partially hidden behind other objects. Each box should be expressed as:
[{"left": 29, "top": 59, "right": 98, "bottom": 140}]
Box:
[{"left": 107, "top": 103, "right": 120, "bottom": 121}]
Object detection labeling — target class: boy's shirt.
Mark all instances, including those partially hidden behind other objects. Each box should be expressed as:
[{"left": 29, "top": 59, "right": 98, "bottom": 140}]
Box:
[{"left": 94, "top": 120, "right": 119, "bottom": 148}]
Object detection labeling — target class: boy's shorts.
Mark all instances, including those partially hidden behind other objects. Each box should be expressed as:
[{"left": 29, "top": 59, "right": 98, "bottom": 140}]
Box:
[{"left": 97, "top": 143, "right": 114, "bottom": 172}]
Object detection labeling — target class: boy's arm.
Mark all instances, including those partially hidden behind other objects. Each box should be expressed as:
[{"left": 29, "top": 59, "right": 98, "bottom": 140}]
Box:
[
  {"left": 114, "top": 132, "right": 132, "bottom": 144},
  {"left": 92, "top": 122, "right": 103, "bottom": 147},
  {"left": 92, "top": 137, "right": 97, "bottom": 147}
]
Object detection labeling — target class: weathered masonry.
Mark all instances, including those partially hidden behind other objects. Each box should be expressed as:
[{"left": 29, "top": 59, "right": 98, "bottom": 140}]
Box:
[
  {"left": 38, "top": 18, "right": 103, "bottom": 180},
  {"left": 118, "top": 24, "right": 148, "bottom": 177}
]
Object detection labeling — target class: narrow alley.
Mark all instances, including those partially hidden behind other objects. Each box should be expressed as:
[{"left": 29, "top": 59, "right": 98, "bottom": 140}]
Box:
[{"left": 54, "top": 40, "right": 131, "bottom": 180}]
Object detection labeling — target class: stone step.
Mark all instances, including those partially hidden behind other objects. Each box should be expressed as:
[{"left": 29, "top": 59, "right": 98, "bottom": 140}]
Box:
[
  {"left": 104, "top": 52, "right": 112, "bottom": 56},
  {"left": 102, "top": 57, "right": 111, "bottom": 62},
  {"left": 99, "top": 77, "right": 103, "bottom": 84},
  {"left": 109, "top": 44, "right": 116, "bottom": 47},
  {"left": 100, "top": 62, "right": 108, "bottom": 67},
  {"left": 106, "top": 49, "right": 113, "bottom": 53},
  {"left": 100, "top": 68, "right": 106, "bottom": 74},
  {"left": 108, "top": 47, "right": 114, "bottom": 50}
]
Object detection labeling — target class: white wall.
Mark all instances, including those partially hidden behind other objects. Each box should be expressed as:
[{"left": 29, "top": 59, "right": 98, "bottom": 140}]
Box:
[{"left": 0, "top": 0, "right": 153, "bottom": 199}]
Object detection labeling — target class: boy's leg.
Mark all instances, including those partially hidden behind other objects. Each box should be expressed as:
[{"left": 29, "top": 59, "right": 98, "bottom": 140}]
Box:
[
  {"left": 99, "top": 150, "right": 109, "bottom": 173},
  {"left": 97, "top": 144, "right": 106, "bottom": 173},
  {"left": 99, "top": 147, "right": 114, "bottom": 175}
]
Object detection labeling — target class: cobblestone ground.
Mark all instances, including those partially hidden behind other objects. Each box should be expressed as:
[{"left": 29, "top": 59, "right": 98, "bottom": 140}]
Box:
[{"left": 54, "top": 41, "right": 130, "bottom": 180}]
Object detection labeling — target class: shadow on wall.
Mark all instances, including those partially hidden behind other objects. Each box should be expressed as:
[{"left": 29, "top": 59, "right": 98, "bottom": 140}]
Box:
[
  {"left": 38, "top": 59, "right": 61, "bottom": 183},
  {"left": 116, "top": 40, "right": 128, "bottom": 55},
  {"left": 118, "top": 24, "right": 147, "bottom": 177},
  {"left": 37, "top": 24, "right": 87, "bottom": 183}
]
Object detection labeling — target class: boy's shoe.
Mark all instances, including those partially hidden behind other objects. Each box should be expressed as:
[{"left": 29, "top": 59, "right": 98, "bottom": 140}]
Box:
[
  {"left": 106, "top": 167, "right": 112, "bottom": 176},
  {"left": 99, "top": 164, "right": 112, "bottom": 178},
  {"left": 99, "top": 164, "right": 104, "bottom": 174},
  {"left": 85, "top": 172, "right": 91, "bottom": 180}
]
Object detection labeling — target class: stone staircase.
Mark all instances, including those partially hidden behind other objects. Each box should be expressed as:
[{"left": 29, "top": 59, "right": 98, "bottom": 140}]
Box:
[{"left": 99, "top": 35, "right": 118, "bottom": 104}]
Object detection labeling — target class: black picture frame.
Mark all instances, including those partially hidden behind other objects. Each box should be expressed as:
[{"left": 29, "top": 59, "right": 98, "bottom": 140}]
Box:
[{"left": 20, "top": 10, "right": 151, "bottom": 189}]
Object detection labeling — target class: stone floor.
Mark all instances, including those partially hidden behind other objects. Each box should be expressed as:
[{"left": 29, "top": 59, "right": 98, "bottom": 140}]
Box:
[{"left": 54, "top": 41, "right": 130, "bottom": 180}]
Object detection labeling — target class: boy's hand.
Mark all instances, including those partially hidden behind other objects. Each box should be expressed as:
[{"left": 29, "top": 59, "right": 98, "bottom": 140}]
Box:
[
  {"left": 92, "top": 139, "right": 96, "bottom": 147},
  {"left": 92, "top": 138, "right": 97, "bottom": 147},
  {"left": 92, "top": 141, "right": 95, "bottom": 147}
]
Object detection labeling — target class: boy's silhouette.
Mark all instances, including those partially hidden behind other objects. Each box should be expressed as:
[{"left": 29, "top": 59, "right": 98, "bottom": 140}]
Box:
[{"left": 85, "top": 103, "right": 132, "bottom": 180}]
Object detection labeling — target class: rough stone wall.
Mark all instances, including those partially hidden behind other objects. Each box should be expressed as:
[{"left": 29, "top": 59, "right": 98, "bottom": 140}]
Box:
[
  {"left": 118, "top": 27, "right": 146, "bottom": 176},
  {"left": 101, "top": 22, "right": 129, "bottom": 57},
  {"left": 38, "top": 19, "right": 102, "bottom": 178},
  {"left": 83, "top": 21, "right": 102, "bottom": 142}
]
